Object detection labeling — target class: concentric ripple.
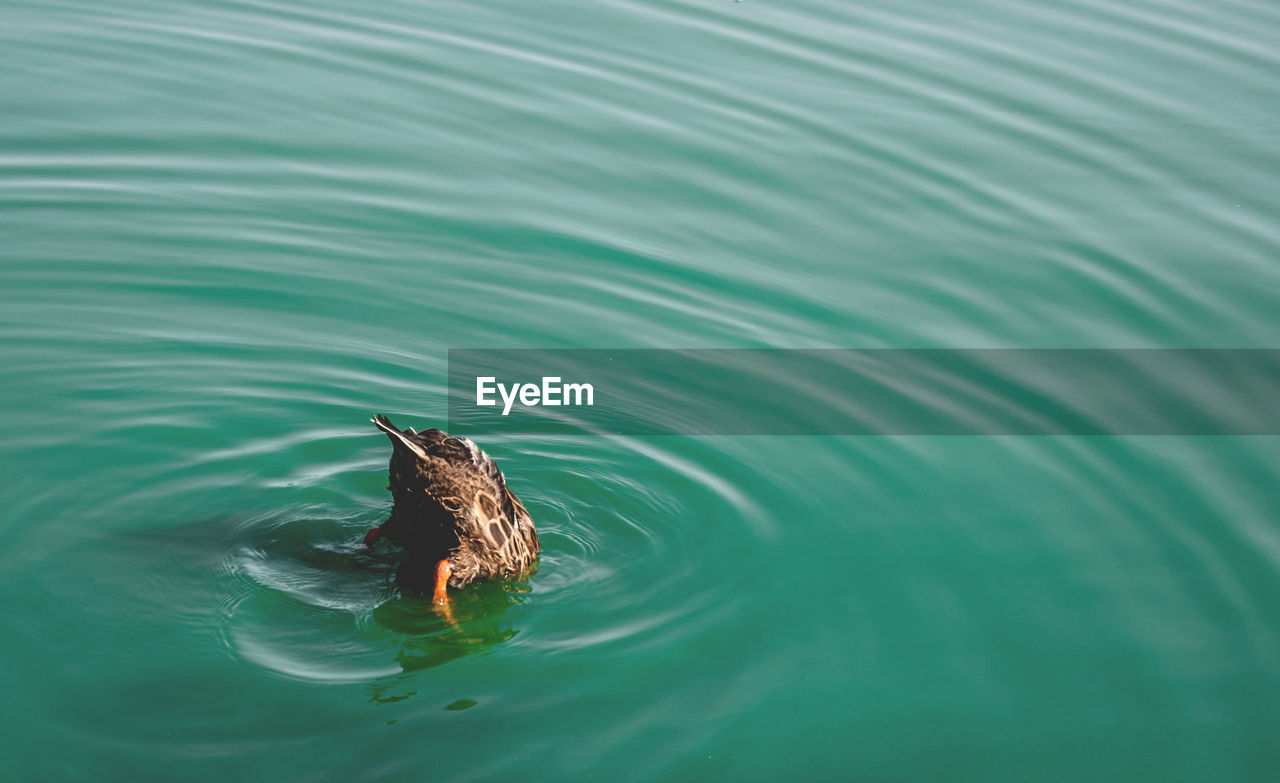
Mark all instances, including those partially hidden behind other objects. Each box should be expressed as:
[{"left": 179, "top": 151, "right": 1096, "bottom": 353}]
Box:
[{"left": 213, "top": 429, "right": 776, "bottom": 684}]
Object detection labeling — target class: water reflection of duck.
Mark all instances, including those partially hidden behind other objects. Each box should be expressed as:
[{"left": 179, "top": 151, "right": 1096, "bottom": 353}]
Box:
[
  {"left": 364, "top": 415, "right": 540, "bottom": 609},
  {"left": 367, "top": 582, "right": 527, "bottom": 703},
  {"left": 373, "top": 581, "right": 526, "bottom": 676}
]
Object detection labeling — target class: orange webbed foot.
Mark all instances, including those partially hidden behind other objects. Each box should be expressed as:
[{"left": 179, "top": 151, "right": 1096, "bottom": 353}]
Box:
[
  {"left": 433, "top": 559, "right": 452, "bottom": 605},
  {"left": 433, "top": 559, "right": 457, "bottom": 626}
]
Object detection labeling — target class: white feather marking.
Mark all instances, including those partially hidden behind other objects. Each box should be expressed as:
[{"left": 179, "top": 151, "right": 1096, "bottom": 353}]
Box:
[
  {"left": 461, "top": 437, "right": 481, "bottom": 466},
  {"left": 372, "top": 416, "right": 428, "bottom": 459}
]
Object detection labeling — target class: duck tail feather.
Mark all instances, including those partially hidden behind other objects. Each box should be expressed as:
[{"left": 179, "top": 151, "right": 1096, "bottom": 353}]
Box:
[{"left": 371, "top": 414, "right": 427, "bottom": 459}]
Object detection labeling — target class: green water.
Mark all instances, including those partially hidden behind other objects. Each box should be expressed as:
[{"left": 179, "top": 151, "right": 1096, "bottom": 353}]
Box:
[{"left": 3, "top": 0, "right": 1279, "bottom": 780}]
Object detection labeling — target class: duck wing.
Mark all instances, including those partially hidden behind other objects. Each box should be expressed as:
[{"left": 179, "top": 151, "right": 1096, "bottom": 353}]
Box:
[{"left": 424, "top": 429, "right": 540, "bottom": 578}]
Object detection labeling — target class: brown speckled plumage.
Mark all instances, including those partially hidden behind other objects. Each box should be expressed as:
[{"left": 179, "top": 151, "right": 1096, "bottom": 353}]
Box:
[{"left": 370, "top": 414, "right": 539, "bottom": 588}]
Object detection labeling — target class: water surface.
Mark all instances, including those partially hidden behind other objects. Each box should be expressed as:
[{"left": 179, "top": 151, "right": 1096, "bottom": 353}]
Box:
[{"left": 2, "top": 0, "right": 1279, "bottom": 780}]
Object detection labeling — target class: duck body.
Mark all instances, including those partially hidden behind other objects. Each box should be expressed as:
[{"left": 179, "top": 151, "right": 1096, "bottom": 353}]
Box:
[{"left": 366, "top": 415, "right": 539, "bottom": 599}]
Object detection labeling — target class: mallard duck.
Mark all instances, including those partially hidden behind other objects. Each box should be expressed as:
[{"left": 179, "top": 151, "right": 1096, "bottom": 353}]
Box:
[{"left": 364, "top": 415, "right": 539, "bottom": 606}]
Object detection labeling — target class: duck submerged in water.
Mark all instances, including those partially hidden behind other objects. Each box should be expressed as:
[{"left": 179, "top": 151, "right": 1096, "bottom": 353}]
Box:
[{"left": 365, "top": 415, "right": 539, "bottom": 608}]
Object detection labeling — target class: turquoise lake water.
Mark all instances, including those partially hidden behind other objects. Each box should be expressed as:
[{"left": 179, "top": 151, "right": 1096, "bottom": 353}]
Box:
[{"left": 2, "top": 0, "right": 1279, "bottom": 780}]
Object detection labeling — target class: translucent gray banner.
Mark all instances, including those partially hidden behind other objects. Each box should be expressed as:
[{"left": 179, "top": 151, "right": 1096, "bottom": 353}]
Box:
[{"left": 447, "top": 349, "right": 1280, "bottom": 435}]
